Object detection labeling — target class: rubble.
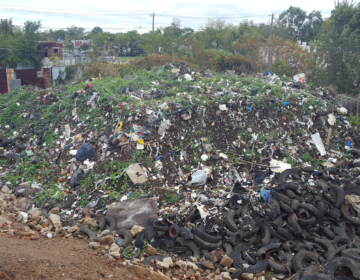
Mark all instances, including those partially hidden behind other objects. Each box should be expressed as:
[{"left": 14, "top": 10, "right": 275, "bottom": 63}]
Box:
[{"left": 1, "top": 63, "right": 360, "bottom": 279}]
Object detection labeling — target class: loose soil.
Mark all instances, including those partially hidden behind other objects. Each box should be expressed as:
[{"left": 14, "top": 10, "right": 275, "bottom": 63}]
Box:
[{"left": 0, "top": 234, "right": 167, "bottom": 280}]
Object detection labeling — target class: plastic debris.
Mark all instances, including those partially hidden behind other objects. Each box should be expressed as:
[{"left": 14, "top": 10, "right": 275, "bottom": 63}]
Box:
[
  {"left": 293, "top": 73, "right": 306, "bottom": 83},
  {"left": 125, "top": 163, "right": 148, "bottom": 184},
  {"left": 106, "top": 197, "right": 158, "bottom": 229},
  {"left": 337, "top": 107, "right": 348, "bottom": 115},
  {"left": 75, "top": 143, "right": 95, "bottom": 161},
  {"left": 328, "top": 113, "right": 336, "bottom": 126},
  {"left": 270, "top": 159, "right": 291, "bottom": 173},
  {"left": 188, "top": 168, "right": 211, "bottom": 186},
  {"left": 311, "top": 133, "right": 327, "bottom": 156},
  {"left": 183, "top": 73, "right": 193, "bottom": 81},
  {"left": 114, "top": 121, "right": 123, "bottom": 134},
  {"left": 260, "top": 187, "right": 271, "bottom": 202},
  {"left": 245, "top": 105, "right": 253, "bottom": 112},
  {"left": 346, "top": 140, "right": 353, "bottom": 149},
  {"left": 282, "top": 101, "right": 291, "bottom": 106},
  {"left": 158, "top": 119, "right": 171, "bottom": 139},
  {"left": 219, "top": 104, "right": 228, "bottom": 111}
]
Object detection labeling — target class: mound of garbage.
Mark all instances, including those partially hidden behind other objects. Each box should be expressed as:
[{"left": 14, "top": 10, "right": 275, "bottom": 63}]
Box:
[{"left": 1, "top": 63, "right": 360, "bottom": 279}]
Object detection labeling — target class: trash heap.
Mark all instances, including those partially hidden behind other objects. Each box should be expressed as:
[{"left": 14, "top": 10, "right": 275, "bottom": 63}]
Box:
[{"left": 1, "top": 63, "right": 360, "bottom": 279}]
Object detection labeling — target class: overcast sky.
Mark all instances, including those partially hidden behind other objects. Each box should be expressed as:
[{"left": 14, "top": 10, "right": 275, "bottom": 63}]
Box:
[{"left": 0, "top": 0, "right": 335, "bottom": 33}]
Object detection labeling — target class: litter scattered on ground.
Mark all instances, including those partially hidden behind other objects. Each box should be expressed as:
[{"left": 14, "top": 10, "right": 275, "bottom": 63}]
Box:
[{"left": 1, "top": 63, "right": 360, "bottom": 279}]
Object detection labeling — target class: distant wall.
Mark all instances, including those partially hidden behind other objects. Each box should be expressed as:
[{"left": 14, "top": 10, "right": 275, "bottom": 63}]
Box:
[
  {"left": 0, "top": 69, "right": 7, "bottom": 93},
  {"left": 15, "top": 69, "right": 37, "bottom": 86}
]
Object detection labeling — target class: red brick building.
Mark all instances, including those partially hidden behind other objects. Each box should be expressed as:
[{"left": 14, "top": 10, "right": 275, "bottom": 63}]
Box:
[{"left": 38, "top": 41, "right": 64, "bottom": 60}]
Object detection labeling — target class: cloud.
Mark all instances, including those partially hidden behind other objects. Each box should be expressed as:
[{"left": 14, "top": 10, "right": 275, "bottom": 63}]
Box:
[{"left": 0, "top": 0, "right": 334, "bottom": 32}]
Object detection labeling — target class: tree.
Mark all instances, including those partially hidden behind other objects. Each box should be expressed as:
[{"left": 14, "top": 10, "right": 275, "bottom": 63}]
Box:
[
  {"left": 278, "top": 6, "right": 307, "bottom": 41},
  {"left": 0, "top": 19, "right": 14, "bottom": 35},
  {"left": 65, "top": 26, "right": 85, "bottom": 40},
  {"left": 48, "top": 29, "right": 66, "bottom": 41},
  {"left": 315, "top": 1, "right": 360, "bottom": 93},
  {"left": 91, "top": 26, "right": 103, "bottom": 34},
  {"left": 18, "top": 21, "right": 42, "bottom": 68},
  {"left": 302, "top": 11, "right": 323, "bottom": 42},
  {"left": 278, "top": 7, "right": 323, "bottom": 42}
]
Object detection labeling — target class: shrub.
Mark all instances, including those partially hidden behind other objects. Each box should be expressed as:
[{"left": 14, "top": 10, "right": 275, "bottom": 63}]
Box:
[{"left": 133, "top": 54, "right": 184, "bottom": 69}]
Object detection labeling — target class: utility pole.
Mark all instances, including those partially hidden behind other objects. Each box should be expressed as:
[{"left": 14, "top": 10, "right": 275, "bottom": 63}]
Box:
[
  {"left": 268, "top": 13, "right": 274, "bottom": 65},
  {"left": 151, "top": 12, "right": 155, "bottom": 32}
]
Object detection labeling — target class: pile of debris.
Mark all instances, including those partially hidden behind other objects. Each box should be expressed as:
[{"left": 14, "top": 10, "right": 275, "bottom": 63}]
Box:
[{"left": 1, "top": 63, "right": 360, "bottom": 279}]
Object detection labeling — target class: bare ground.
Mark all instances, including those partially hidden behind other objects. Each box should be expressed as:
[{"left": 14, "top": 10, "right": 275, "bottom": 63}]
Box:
[{"left": 0, "top": 234, "right": 168, "bottom": 280}]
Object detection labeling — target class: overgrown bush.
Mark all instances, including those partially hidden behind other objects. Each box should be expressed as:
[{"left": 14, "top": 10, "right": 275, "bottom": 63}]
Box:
[
  {"left": 133, "top": 54, "right": 184, "bottom": 69},
  {"left": 83, "top": 62, "right": 139, "bottom": 80},
  {"left": 191, "top": 48, "right": 255, "bottom": 73},
  {"left": 65, "top": 65, "right": 78, "bottom": 81}
]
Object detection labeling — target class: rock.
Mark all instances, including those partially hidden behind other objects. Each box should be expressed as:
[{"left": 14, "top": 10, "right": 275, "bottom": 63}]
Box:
[
  {"left": 145, "top": 245, "right": 158, "bottom": 256},
  {"left": 175, "top": 260, "right": 187, "bottom": 269},
  {"left": 240, "top": 273, "right": 254, "bottom": 280},
  {"left": 157, "top": 257, "right": 173, "bottom": 269},
  {"left": 28, "top": 208, "right": 42, "bottom": 219},
  {"left": 67, "top": 225, "right": 79, "bottom": 233},
  {"left": 83, "top": 217, "right": 97, "bottom": 227},
  {"left": 109, "top": 243, "right": 121, "bottom": 259},
  {"left": 125, "top": 163, "right": 148, "bottom": 184},
  {"left": 100, "top": 235, "right": 114, "bottom": 246},
  {"left": 0, "top": 216, "right": 11, "bottom": 227},
  {"left": 130, "top": 225, "right": 144, "bottom": 236},
  {"left": 220, "top": 272, "right": 231, "bottom": 280},
  {"left": 186, "top": 261, "right": 199, "bottom": 270},
  {"left": 49, "top": 213, "right": 62, "bottom": 232},
  {"left": 15, "top": 197, "right": 32, "bottom": 211},
  {"left": 73, "top": 134, "right": 83, "bottom": 142},
  {"left": 211, "top": 249, "right": 225, "bottom": 263},
  {"left": 89, "top": 241, "right": 100, "bottom": 249},
  {"left": 203, "top": 143, "right": 213, "bottom": 152},
  {"left": 17, "top": 212, "right": 28, "bottom": 223},
  {"left": 201, "top": 260, "right": 215, "bottom": 270},
  {"left": 220, "top": 255, "right": 233, "bottom": 267},
  {"left": 50, "top": 207, "right": 60, "bottom": 214},
  {"left": 346, "top": 195, "right": 360, "bottom": 214},
  {"left": 1, "top": 186, "right": 11, "bottom": 194},
  {"left": 75, "top": 143, "right": 95, "bottom": 161}
]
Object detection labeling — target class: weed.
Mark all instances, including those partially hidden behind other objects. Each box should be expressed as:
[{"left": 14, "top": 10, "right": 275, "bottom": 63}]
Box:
[
  {"left": 35, "top": 183, "right": 65, "bottom": 204},
  {"left": 163, "top": 191, "right": 183, "bottom": 204},
  {"left": 349, "top": 115, "right": 360, "bottom": 126}
]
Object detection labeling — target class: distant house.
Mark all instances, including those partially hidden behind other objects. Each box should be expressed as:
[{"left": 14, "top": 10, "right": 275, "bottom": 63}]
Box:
[
  {"left": 71, "top": 40, "right": 92, "bottom": 50},
  {"left": 38, "top": 41, "right": 64, "bottom": 60},
  {"left": 0, "top": 41, "right": 66, "bottom": 93}
]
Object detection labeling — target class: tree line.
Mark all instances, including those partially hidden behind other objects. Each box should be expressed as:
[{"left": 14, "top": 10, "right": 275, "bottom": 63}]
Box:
[{"left": 0, "top": 1, "right": 359, "bottom": 93}]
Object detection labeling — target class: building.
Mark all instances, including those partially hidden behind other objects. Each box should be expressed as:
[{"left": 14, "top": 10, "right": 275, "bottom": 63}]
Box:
[{"left": 38, "top": 41, "right": 64, "bottom": 60}]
